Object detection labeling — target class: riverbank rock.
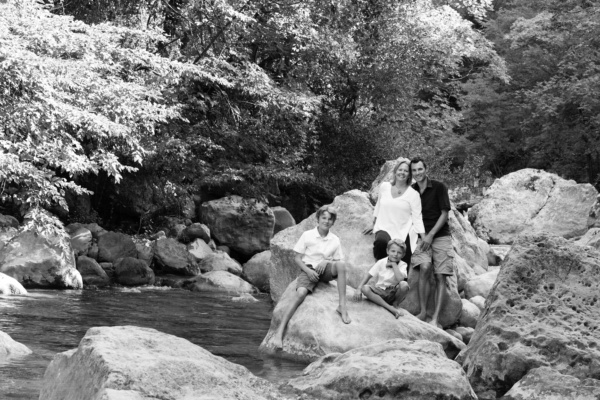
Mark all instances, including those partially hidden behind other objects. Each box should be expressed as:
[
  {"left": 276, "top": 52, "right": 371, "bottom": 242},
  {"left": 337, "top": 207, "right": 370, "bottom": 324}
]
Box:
[
  {"left": 459, "top": 299, "right": 481, "bottom": 329},
  {"left": 39, "top": 326, "right": 286, "bottom": 400},
  {"left": 179, "top": 223, "right": 210, "bottom": 244},
  {"left": 287, "top": 339, "right": 476, "bottom": 400},
  {"left": 114, "top": 257, "right": 155, "bottom": 286},
  {"left": 0, "top": 231, "right": 82, "bottom": 289},
  {"left": 187, "top": 238, "right": 213, "bottom": 261},
  {"left": 449, "top": 208, "right": 488, "bottom": 271},
  {"left": 0, "top": 272, "right": 27, "bottom": 295},
  {"left": 243, "top": 251, "right": 271, "bottom": 292},
  {"left": 469, "top": 296, "right": 486, "bottom": 311},
  {"left": 0, "top": 330, "right": 32, "bottom": 360},
  {"left": 469, "top": 169, "right": 598, "bottom": 244},
  {"left": 464, "top": 267, "right": 500, "bottom": 299},
  {"left": 76, "top": 256, "right": 110, "bottom": 287},
  {"left": 183, "top": 271, "right": 257, "bottom": 294},
  {"left": 272, "top": 206, "right": 295, "bottom": 235},
  {"left": 66, "top": 226, "right": 92, "bottom": 257},
  {"left": 459, "top": 234, "right": 600, "bottom": 397},
  {"left": 97, "top": 232, "right": 137, "bottom": 263},
  {"left": 399, "top": 266, "right": 462, "bottom": 328},
  {"left": 153, "top": 237, "right": 200, "bottom": 276},
  {"left": 502, "top": 367, "right": 600, "bottom": 400},
  {"left": 455, "top": 327, "right": 474, "bottom": 345},
  {"left": 201, "top": 196, "right": 275, "bottom": 257},
  {"left": 134, "top": 238, "right": 154, "bottom": 266},
  {"left": 259, "top": 281, "right": 465, "bottom": 362},
  {"left": 575, "top": 227, "right": 600, "bottom": 250},
  {"left": 269, "top": 190, "right": 375, "bottom": 303},
  {"left": 589, "top": 195, "right": 600, "bottom": 228},
  {"left": 199, "top": 251, "right": 243, "bottom": 276}
]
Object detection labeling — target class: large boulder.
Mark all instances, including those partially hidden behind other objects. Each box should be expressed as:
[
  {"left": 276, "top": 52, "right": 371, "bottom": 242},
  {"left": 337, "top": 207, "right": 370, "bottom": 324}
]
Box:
[
  {"left": 114, "top": 257, "right": 155, "bottom": 286},
  {"left": 0, "top": 230, "right": 82, "bottom": 289},
  {"left": 134, "top": 238, "right": 154, "bottom": 266},
  {"left": 589, "top": 195, "right": 600, "bottom": 229},
  {"left": 153, "top": 237, "right": 200, "bottom": 276},
  {"left": 399, "top": 265, "right": 463, "bottom": 328},
  {"left": 459, "top": 299, "right": 481, "bottom": 329},
  {"left": 259, "top": 280, "right": 465, "bottom": 362},
  {"left": 97, "top": 232, "right": 137, "bottom": 263},
  {"left": 76, "top": 256, "right": 110, "bottom": 287},
  {"left": 464, "top": 267, "right": 500, "bottom": 299},
  {"left": 179, "top": 222, "right": 210, "bottom": 244},
  {"left": 199, "top": 251, "right": 243, "bottom": 276},
  {"left": 0, "top": 272, "right": 27, "bottom": 295},
  {"left": 39, "top": 326, "right": 286, "bottom": 400},
  {"left": 449, "top": 208, "right": 488, "bottom": 271},
  {"left": 272, "top": 206, "right": 295, "bottom": 235},
  {"left": 269, "top": 190, "right": 375, "bottom": 303},
  {"left": 469, "top": 169, "right": 598, "bottom": 244},
  {"left": 0, "top": 330, "right": 32, "bottom": 360},
  {"left": 187, "top": 238, "right": 213, "bottom": 261},
  {"left": 287, "top": 339, "right": 476, "bottom": 400},
  {"left": 183, "top": 271, "right": 257, "bottom": 294},
  {"left": 243, "top": 250, "right": 271, "bottom": 292},
  {"left": 65, "top": 225, "right": 92, "bottom": 257},
  {"left": 460, "top": 235, "right": 600, "bottom": 397},
  {"left": 201, "top": 196, "right": 275, "bottom": 257},
  {"left": 502, "top": 367, "right": 600, "bottom": 400}
]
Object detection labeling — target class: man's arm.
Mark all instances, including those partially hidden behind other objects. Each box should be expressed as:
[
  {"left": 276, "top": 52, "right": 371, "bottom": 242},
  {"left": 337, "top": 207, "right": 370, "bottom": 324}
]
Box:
[
  {"left": 421, "top": 210, "right": 448, "bottom": 251},
  {"left": 294, "top": 252, "right": 319, "bottom": 282}
]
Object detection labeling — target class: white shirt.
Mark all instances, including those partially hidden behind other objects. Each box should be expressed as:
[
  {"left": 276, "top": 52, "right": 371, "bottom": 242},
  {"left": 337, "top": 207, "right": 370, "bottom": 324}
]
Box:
[
  {"left": 368, "top": 257, "right": 407, "bottom": 289},
  {"left": 373, "top": 182, "right": 425, "bottom": 253},
  {"left": 293, "top": 227, "right": 344, "bottom": 266}
]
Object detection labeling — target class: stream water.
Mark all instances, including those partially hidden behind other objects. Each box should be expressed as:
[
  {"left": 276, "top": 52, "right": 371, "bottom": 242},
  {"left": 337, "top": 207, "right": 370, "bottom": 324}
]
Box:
[{"left": 0, "top": 287, "right": 307, "bottom": 399}]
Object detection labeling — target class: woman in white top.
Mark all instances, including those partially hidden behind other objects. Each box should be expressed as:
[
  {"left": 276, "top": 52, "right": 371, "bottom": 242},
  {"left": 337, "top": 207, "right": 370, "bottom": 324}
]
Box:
[{"left": 364, "top": 159, "right": 425, "bottom": 266}]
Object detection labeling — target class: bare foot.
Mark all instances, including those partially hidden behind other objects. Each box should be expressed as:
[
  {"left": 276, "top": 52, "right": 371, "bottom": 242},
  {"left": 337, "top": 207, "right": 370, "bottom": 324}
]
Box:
[
  {"left": 272, "top": 333, "right": 284, "bottom": 349},
  {"left": 416, "top": 311, "right": 427, "bottom": 321},
  {"left": 388, "top": 307, "right": 403, "bottom": 319},
  {"left": 336, "top": 307, "right": 351, "bottom": 324}
]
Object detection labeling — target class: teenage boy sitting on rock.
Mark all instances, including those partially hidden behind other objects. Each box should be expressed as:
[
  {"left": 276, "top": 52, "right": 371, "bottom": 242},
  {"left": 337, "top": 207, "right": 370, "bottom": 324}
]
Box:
[
  {"left": 353, "top": 239, "right": 410, "bottom": 319},
  {"left": 272, "top": 205, "right": 352, "bottom": 349}
]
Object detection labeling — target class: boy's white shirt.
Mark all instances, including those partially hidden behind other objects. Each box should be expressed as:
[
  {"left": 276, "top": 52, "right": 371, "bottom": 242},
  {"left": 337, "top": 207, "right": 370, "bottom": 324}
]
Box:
[
  {"left": 293, "top": 227, "right": 344, "bottom": 266},
  {"left": 368, "top": 257, "right": 407, "bottom": 289}
]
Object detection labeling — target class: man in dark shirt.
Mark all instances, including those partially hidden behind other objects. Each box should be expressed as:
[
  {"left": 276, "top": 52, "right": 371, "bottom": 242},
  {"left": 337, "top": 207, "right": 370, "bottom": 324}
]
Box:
[{"left": 410, "top": 157, "right": 454, "bottom": 328}]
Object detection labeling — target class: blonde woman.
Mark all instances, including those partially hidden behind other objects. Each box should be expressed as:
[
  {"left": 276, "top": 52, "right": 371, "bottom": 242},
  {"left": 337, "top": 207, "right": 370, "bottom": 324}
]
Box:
[{"left": 364, "top": 159, "right": 425, "bottom": 267}]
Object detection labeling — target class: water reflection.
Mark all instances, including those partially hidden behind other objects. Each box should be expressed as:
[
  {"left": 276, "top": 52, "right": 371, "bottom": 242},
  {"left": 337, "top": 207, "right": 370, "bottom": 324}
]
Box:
[{"left": 0, "top": 288, "right": 307, "bottom": 399}]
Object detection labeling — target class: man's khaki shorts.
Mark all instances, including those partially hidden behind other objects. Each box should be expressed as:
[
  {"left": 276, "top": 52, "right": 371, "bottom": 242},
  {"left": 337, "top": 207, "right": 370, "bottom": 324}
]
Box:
[{"left": 411, "top": 235, "right": 454, "bottom": 276}]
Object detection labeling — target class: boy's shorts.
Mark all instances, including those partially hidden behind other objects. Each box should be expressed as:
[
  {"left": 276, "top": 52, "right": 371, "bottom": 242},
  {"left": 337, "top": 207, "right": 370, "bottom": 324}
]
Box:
[
  {"left": 411, "top": 235, "right": 454, "bottom": 276},
  {"left": 368, "top": 284, "right": 400, "bottom": 305},
  {"left": 296, "top": 263, "right": 336, "bottom": 292}
]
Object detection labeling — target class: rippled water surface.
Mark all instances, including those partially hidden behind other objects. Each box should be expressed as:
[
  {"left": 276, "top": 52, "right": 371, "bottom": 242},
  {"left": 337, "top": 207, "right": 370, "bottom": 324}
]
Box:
[{"left": 0, "top": 288, "right": 306, "bottom": 399}]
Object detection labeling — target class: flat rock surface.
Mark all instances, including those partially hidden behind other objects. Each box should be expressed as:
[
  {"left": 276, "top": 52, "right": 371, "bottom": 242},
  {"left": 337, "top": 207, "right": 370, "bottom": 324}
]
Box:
[
  {"left": 459, "top": 234, "right": 600, "bottom": 397},
  {"left": 469, "top": 169, "right": 597, "bottom": 244},
  {"left": 39, "top": 326, "right": 286, "bottom": 400},
  {"left": 502, "top": 367, "right": 600, "bottom": 400},
  {"left": 287, "top": 339, "right": 476, "bottom": 400},
  {"left": 259, "top": 280, "right": 465, "bottom": 362}
]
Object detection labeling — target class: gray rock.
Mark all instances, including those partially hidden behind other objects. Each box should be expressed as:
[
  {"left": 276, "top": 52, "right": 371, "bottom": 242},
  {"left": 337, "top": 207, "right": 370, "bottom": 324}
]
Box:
[
  {"left": 459, "top": 299, "right": 481, "bottom": 329},
  {"left": 468, "top": 295, "right": 486, "bottom": 311},
  {"left": 134, "top": 238, "right": 154, "bottom": 266},
  {"left": 199, "top": 251, "right": 242, "bottom": 276},
  {"left": 76, "top": 256, "right": 110, "bottom": 287},
  {"left": 114, "top": 257, "right": 155, "bottom": 286},
  {"left": 464, "top": 267, "right": 500, "bottom": 299},
  {"left": 97, "top": 232, "right": 137, "bottom": 263},
  {"left": 0, "top": 214, "right": 19, "bottom": 229},
  {"left": 575, "top": 227, "right": 600, "bottom": 250},
  {"left": 153, "top": 238, "right": 200, "bottom": 276},
  {"left": 99, "top": 262, "right": 114, "bottom": 279},
  {"left": 454, "top": 326, "right": 474, "bottom": 345},
  {"left": 502, "top": 367, "right": 600, "bottom": 400},
  {"left": 184, "top": 271, "right": 257, "bottom": 294},
  {"left": 286, "top": 339, "right": 476, "bottom": 400},
  {"left": 39, "top": 326, "right": 286, "bottom": 400},
  {"left": 271, "top": 206, "right": 295, "bottom": 235},
  {"left": 0, "top": 330, "right": 32, "bottom": 360},
  {"left": 68, "top": 227, "right": 92, "bottom": 257},
  {"left": 179, "top": 223, "right": 210, "bottom": 244},
  {"left": 243, "top": 250, "right": 271, "bottom": 292},
  {"left": 187, "top": 238, "right": 213, "bottom": 261},
  {"left": 0, "top": 272, "right": 27, "bottom": 295},
  {"left": 201, "top": 196, "right": 275, "bottom": 257}
]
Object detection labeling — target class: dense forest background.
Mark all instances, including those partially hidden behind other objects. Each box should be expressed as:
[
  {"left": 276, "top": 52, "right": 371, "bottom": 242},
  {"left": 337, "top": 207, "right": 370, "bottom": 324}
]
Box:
[{"left": 0, "top": 0, "right": 598, "bottom": 233}]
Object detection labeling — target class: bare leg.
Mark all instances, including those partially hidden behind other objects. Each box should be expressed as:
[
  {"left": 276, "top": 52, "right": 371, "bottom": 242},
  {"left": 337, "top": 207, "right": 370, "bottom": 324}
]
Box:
[
  {"left": 331, "top": 261, "right": 351, "bottom": 324},
  {"left": 272, "top": 287, "right": 309, "bottom": 349},
  {"left": 429, "top": 274, "right": 446, "bottom": 328},
  {"left": 416, "top": 262, "right": 433, "bottom": 321},
  {"left": 392, "top": 281, "right": 410, "bottom": 310},
  {"left": 361, "top": 286, "right": 401, "bottom": 318}
]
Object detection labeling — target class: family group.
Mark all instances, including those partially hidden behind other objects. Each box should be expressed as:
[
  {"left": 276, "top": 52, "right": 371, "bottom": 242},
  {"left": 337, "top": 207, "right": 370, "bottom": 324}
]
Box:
[{"left": 272, "top": 157, "right": 454, "bottom": 349}]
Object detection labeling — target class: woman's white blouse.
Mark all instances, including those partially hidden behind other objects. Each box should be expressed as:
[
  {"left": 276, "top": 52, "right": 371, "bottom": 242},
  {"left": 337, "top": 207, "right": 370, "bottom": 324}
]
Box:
[{"left": 373, "top": 182, "right": 425, "bottom": 253}]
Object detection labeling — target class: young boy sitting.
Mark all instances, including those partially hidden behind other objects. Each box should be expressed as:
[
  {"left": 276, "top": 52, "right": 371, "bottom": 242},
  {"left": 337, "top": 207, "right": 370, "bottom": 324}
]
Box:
[
  {"left": 272, "top": 205, "right": 352, "bottom": 349},
  {"left": 353, "top": 239, "right": 410, "bottom": 319}
]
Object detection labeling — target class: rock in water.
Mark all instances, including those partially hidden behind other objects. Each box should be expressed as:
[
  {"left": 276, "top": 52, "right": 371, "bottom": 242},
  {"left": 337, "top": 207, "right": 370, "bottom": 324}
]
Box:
[
  {"left": 269, "top": 190, "right": 375, "bottom": 303},
  {"left": 97, "top": 232, "right": 137, "bottom": 263},
  {"left": 114, "top": 257, "right": 155, "bottom": 286},
  {"left": 469, "top": 169, "right": 597, "bottom": 244},
  {"left": 76, "top": 256, "right": 110, "bottom": 287},
  {"left": 0, "top": 272, "right": 27, "bottom": 295},
  {"left": 199, "top": 251, "right": 242, "bottom": 276},
  {"left": 460, "top": 234, "right": 600, "bottom": 397},
  {"left": 0, "top": 231, "right": 82, "bottom": 289},
  {"left": 201, "top": 196, "right": 275, "bottom": 257},
  {"left": 259, "top": 280, "right": 464, "bottom": 361},
  {"left": 183, "top": 271, "right": 257, "bottom": 294},
  {"left": 39, "top": 326, "right": 286, "bottom": 400},
  {"left": 243, "top": 250, "right": 271, "bottom": 292},
  {"left": 0, "top": 330, "right": 32, "bottom": 360},
  {"left": 153, "top": 237, "right": 200, "bottom": 276},
  {"left": 287, "top": 339, "right": 476, "bottom": 400},
  {"left": 502, "top": 367, "right": 600, "bottom": 400}
]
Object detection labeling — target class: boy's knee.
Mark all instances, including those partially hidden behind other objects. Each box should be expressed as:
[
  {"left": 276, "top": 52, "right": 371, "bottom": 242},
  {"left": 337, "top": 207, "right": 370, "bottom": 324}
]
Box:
[
  {"left": 334, "top": 261, "right": 347, "bottom": 272},
  {"left": 420, "top": 262, "right": 433, "bottom": 274},
  {"left": 296, "top": 287, "right": 309, "bottom": 298},
  {"left": 361, "top": 285, "right": 370, "bottom": 295},
  {"left": 398, "top": 281, "right": 410, "bottom": 293}
]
